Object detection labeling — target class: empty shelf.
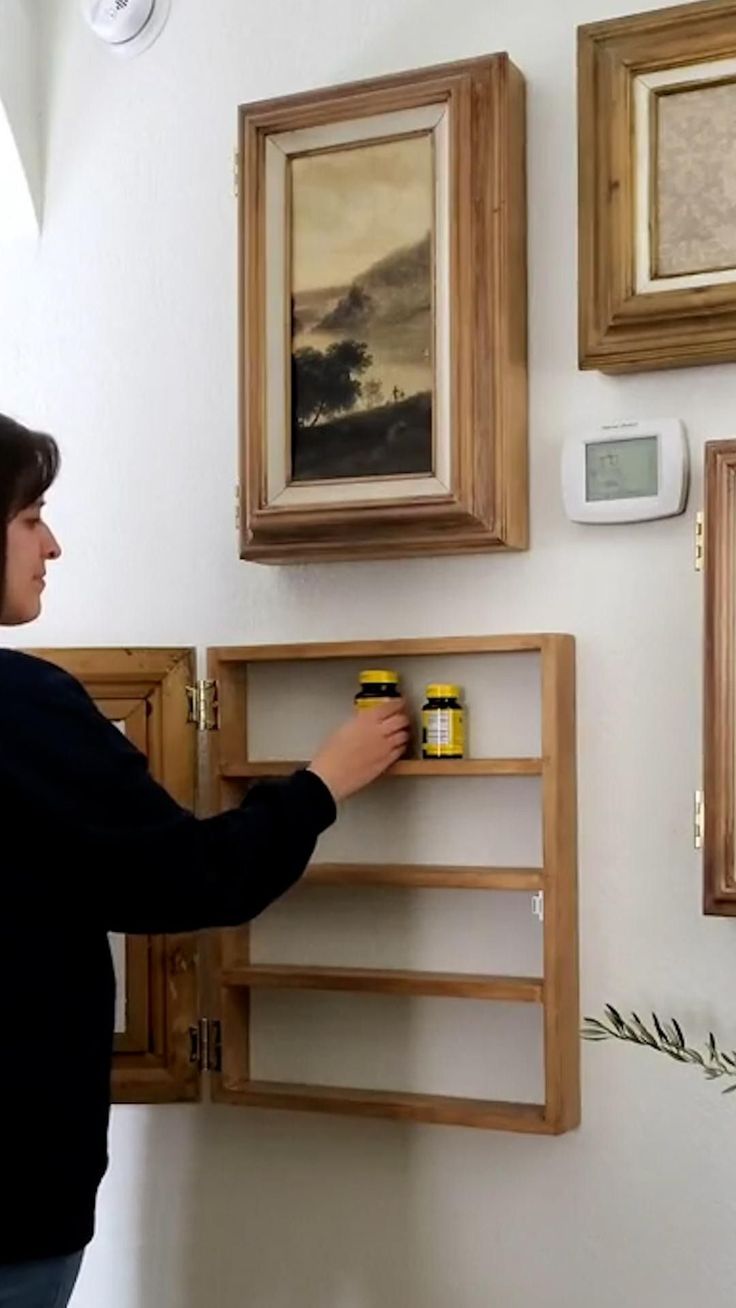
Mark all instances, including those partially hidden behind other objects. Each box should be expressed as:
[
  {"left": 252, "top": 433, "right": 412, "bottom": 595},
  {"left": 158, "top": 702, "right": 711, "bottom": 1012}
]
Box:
[
  {"left": 218, "top": 1080, "right": 550, "bottom": 1132},
  {"left": 221, "top": 964, "right": 543, "bottom": 1003},
  {"left": 305, "top": 863, "right": 544, "bottom": 890}
]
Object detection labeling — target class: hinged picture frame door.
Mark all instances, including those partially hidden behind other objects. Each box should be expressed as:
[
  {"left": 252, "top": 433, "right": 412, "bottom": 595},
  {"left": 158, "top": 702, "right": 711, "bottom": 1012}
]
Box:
[
  {"left": 579, "top": 3, "right": 736, "bottom": 373},
  {"left": 30, "top": 646, "right": 203, "bottom": 1101},
  {"left": 703, "top": 443, "right": 736, "bottom": 914},
  {"left": 238, "top": 54, "right": 528, "bottom": 562}
]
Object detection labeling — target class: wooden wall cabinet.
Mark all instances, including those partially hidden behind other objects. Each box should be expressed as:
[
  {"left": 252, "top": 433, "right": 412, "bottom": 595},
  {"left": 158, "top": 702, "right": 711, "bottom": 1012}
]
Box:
[
  {"left": 579, "top": 2, "right": 736, "bottom": 373},
  {"left": 703, "top": 443, "right": 736, "bottom": 915},
  {"left": 238, "top": 55, "right": 528, "bottom": 563},
  {"left": 34, "top": 635, "right": 579, "bottom": 1132}
]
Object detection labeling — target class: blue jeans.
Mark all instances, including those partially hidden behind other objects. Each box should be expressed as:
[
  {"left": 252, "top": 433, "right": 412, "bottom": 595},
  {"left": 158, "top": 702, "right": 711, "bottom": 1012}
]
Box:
[{"left": 0, "top": 1253, "right": 83, "bottom": 1308}]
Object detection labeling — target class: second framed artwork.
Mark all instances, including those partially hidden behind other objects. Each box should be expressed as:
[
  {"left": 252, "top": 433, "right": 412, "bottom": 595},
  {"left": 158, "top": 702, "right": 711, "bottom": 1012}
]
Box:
[
  {"left": 237, "top": 55, "right": 528, "bottom": 563},
  {"left": 579, "top": 0, "right": 736, "bottom": 373}
]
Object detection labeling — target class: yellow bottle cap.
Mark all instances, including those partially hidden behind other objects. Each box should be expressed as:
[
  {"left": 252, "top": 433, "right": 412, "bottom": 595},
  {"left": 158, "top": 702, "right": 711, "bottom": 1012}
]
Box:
[
  {"left": 359, "top": 670, "right": 399, "bottom": 685},
  {"left": 426, "top": 684, "right": 461, "bottom": 700}
]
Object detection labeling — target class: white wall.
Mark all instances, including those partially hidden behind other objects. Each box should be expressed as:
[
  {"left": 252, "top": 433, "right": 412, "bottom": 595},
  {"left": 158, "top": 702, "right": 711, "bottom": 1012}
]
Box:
[
  {"left": 3, "top": 0, "right": 736, "bottom": 1303},
  {"left": 0, "top": 0, "right": 42, "bottom": 235}
]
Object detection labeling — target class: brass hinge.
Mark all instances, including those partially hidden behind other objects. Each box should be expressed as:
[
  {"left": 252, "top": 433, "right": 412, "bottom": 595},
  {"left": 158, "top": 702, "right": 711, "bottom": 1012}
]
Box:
[
  {"left": 186, "top": 679, "right": 219, "bottom": 731},
  {"left": 695, "top": 511, "right": 704, "bottom": 572},
  {"left": 694, "top": 790, "right": 705, "bottom": 850},
  {"left": 189, "top": 1018, "right": 222, "bottom": 1073},
  {"left": 233, "top": 147, "right": 241, "bottom": 199}
]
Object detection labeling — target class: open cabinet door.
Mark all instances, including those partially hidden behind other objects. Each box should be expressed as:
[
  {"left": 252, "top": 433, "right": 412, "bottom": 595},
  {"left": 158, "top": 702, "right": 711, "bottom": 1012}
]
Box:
[{"left": 28, "top": 647, "right": 202, "bottom": 1102}]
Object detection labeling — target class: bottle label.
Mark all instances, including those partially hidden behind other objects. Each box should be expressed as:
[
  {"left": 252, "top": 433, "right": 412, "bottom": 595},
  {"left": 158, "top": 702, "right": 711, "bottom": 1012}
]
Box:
[
  {"left": 422, "top": 708, "right": 465, "bottom": 757},
  {"left": 355, "top": 696, "right": 391, "bottom": 711}
]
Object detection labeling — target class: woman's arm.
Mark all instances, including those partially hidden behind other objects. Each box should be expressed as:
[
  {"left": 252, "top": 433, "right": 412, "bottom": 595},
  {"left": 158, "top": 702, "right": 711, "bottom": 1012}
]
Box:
[{"left": 1, "top": 653, "right": 335, "bottom": 933}]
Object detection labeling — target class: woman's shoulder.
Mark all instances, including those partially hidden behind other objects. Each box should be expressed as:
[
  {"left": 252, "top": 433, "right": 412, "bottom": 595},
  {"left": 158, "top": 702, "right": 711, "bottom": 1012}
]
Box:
[
  {"left": 0, "top": 649, "right": 112, "bottom": 767},
  {"left": 0, "top": 649, "right": 86, "bottom": 701}
]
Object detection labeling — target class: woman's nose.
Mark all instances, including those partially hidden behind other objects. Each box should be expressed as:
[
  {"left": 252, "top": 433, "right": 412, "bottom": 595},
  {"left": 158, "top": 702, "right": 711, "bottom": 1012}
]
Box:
[{"left": 44, "top": 525, "right": 62, "bottom": 560}]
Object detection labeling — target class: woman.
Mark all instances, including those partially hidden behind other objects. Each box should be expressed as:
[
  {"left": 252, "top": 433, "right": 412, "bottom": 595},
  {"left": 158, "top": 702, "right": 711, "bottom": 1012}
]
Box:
[{"left": 0, "top": 413, "right": 409, "bottom": 1307}]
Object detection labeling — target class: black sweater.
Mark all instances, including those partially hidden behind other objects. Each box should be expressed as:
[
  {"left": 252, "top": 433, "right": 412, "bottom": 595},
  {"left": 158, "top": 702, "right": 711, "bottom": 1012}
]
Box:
[{"left": 0, "top": 650, "right": 336, "bottom": 1265}]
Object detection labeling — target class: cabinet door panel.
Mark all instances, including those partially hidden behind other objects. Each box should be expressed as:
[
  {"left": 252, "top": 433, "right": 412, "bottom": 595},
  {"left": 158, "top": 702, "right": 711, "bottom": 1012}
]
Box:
[
  {"left": 29, "top": 647, "right": 202, "bottom": 1101},
  {"left": 704, "top": 445, "right": 736, "bottom": 915}
]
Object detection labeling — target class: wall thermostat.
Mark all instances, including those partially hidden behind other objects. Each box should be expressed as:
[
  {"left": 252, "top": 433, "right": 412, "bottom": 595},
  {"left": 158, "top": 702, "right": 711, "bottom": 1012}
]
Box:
[{"left": 562, "top": 419, "right": 689, "bottom": 524}]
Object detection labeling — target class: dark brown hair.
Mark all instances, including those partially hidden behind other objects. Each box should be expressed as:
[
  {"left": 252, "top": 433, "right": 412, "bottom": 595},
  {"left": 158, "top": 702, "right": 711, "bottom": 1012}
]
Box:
[{"left": 0, "top": 413, "right": 60, "bottom": 614}]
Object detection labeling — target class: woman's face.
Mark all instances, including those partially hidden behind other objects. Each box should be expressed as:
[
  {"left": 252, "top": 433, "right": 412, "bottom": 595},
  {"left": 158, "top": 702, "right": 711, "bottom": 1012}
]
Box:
[{"left": 2, "top": 500, "right": 61, "bottom": 625}]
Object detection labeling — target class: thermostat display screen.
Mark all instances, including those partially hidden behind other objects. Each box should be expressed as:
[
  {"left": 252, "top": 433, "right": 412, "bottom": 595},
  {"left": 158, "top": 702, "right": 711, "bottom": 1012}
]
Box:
[{"left": 585, "top": 436, "right": 658, "bottom": 502}]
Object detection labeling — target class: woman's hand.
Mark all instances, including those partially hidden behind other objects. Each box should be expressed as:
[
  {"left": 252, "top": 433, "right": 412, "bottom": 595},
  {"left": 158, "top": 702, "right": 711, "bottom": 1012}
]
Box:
[{"left": 308, "top": 700, "right": 411, "bottom": 803}]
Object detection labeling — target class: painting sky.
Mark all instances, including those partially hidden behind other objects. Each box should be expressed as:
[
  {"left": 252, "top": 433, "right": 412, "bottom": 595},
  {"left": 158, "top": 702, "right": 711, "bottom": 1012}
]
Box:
[{"left": 290, "top": 133, "right": 433, "bottom": 292}]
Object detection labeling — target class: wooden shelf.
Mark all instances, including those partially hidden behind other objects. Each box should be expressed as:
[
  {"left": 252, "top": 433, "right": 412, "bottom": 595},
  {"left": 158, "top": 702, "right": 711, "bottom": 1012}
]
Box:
[
  {"left": 219, "top": 1080, "right": 550, "bottom": 1133},
  {"left": 221, "top": 758, "right": 543, "bottom": 779},
  {"left": 213, "top": 635, "right": 550, "bottom": 663},
  {"left": 305, "top": 863, "right": 544, "bottom": 891},
  {"left": 221, "top": 964, "right": 543, "bottom": 1003},
  {"left": 207, "top": 633, "right": 579, "bottom": 1135}
]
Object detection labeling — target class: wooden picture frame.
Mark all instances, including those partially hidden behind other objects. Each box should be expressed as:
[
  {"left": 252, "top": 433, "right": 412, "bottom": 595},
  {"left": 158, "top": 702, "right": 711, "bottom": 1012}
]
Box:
[
  {"left": 238, "top": 54, "right": 528, "bottom": 563},
  {"left": 30, "top": 647, "right": 201, "bottom": 1102},
  {"left": 703, "top": 442, "right": 736, "bottom": 915},
  {"left": 579, "top": 1, "right": 736, "bottom": 373}
]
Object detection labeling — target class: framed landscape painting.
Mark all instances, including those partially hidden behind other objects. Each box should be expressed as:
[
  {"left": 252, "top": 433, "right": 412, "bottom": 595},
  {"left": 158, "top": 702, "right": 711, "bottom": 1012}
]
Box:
[{"left": 238, "top": 54, "right": 528, "bottom": 563}]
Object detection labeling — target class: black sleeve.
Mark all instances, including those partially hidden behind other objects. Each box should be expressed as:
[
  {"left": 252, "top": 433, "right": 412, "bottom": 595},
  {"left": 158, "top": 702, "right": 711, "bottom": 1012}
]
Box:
[{"left": 1, "top": 655, "right": 336, "bottom": 934}]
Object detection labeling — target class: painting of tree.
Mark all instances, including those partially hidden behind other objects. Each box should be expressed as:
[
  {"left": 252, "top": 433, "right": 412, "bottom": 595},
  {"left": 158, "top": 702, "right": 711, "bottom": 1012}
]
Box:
[
  {"left": 292, "top": 340, "right": 372, "bottom": 429},
  {"left": 289, "top": 133, "right": 434, "bottom": 483}
]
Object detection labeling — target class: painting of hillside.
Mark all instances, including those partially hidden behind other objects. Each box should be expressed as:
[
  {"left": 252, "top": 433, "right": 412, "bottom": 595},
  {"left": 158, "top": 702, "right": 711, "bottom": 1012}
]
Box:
[{"left": 289, "top": 134, "right": 434, "bottom": 483}]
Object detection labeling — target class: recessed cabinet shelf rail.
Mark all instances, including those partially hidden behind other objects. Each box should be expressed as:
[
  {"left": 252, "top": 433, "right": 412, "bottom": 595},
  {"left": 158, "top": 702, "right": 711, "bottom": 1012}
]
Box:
[
  {"left": 220, "top": 1082, "right": 550, "bottom": 1134},
  {"left": 221, "top": 964, "right": 544, "bottom": 1003},
  {"left": 304, "top": 863, "right": 544, "bottom": 891},
  {"left": 221, "top": 758, "right": 543, "bottom": 779}
]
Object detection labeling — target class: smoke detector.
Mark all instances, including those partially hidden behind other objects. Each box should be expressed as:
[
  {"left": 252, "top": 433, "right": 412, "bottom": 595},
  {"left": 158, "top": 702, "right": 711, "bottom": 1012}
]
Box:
[{"left": 82, "top": 0, "right": 172, "bottom": 59}]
